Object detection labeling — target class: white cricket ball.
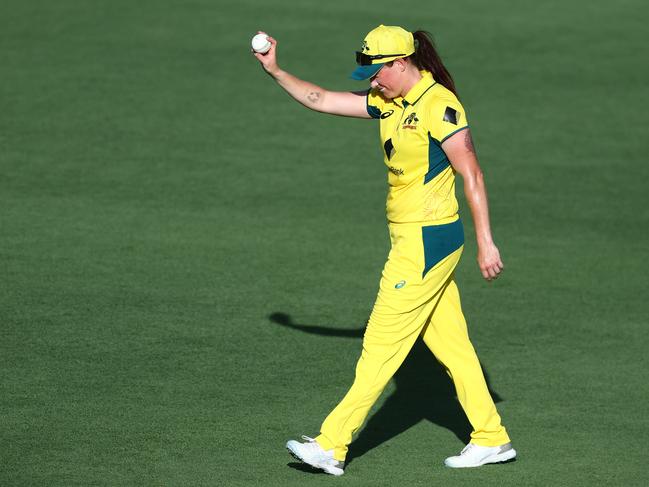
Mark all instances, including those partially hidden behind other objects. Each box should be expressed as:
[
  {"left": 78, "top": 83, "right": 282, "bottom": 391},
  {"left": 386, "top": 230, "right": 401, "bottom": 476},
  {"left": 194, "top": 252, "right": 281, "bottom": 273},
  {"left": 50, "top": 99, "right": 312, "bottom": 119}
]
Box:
[{"left": 251, "top": 33, "right": 271, "bottom": 54}]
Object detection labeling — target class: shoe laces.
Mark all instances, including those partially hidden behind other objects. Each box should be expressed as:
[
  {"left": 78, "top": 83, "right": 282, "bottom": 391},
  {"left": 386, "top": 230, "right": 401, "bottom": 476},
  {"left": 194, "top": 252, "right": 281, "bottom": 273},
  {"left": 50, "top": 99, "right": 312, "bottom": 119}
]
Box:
[
  {"left": 300, "top": 436, "right": 338, "bottom": 463},
  {"left": 300, "top": 436, "right": 324, "bottom": 455},
  {"left": 461, "top": 443, "right": 476, "bottom": 455}
]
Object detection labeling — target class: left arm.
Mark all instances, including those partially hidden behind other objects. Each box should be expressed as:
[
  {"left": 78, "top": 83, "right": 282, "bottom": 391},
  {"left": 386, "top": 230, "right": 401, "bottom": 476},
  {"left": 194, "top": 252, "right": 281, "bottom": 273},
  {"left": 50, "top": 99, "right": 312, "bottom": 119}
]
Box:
[{"left": 442, "top": 128, "right": 503, "bottom": 281}]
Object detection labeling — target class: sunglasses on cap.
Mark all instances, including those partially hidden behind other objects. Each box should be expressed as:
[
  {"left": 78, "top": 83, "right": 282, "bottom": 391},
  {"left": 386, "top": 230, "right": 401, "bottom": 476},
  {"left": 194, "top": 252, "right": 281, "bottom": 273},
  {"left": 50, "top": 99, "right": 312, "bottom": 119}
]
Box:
[{"left": 355, "top": 51, "right": 407, "bottom": 66}]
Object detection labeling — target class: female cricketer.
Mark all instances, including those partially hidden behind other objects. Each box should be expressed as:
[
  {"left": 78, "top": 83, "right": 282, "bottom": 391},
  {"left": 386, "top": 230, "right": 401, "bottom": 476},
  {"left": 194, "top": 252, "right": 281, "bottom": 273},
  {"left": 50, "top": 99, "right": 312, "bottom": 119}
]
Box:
[{"left": 253, "top": 25, "right": 516, "bottom": 475}]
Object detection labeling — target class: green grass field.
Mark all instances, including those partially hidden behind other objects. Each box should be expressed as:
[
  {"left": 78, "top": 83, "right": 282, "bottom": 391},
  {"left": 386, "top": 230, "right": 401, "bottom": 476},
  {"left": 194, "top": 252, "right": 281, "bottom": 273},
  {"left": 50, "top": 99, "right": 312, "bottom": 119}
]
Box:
[{"left": 2, "top": 1, "right": 648, "bottom": 485}]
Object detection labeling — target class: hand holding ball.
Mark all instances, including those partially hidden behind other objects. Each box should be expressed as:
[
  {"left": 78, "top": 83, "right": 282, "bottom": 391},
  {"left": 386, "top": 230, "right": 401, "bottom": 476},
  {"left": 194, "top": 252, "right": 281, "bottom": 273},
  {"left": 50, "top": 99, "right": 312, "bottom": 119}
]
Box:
[
  {"left": 251, "top": 34, "right": 271, "bottom": 54},
  {"left": 251, "top": 32, "right": 278, "bottom": 76}
]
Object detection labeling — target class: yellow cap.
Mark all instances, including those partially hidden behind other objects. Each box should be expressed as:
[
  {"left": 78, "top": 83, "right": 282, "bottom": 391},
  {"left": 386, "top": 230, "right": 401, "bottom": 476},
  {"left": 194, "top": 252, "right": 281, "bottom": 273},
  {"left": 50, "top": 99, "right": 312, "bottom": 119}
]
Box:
[
  {"left": 362, "top": 25, "right": 415, "bottom": 63},
  {"left": 351, "top": 25, "right": 415, "bottom": 80}
]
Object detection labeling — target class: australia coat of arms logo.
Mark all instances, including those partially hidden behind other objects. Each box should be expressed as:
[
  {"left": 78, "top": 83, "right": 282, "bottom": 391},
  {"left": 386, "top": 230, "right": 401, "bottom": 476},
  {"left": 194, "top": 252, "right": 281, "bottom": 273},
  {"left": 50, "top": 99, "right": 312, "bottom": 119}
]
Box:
[{"left": 402, "top": 112, "right": 419, "bottom": 130}]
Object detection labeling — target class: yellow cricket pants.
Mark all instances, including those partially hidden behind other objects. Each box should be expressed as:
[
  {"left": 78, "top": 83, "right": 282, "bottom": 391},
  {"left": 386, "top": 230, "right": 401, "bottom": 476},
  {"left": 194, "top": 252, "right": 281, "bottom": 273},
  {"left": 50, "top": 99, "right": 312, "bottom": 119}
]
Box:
[{"left": 315, "top": 218, "right": 510, "bottom": 461}]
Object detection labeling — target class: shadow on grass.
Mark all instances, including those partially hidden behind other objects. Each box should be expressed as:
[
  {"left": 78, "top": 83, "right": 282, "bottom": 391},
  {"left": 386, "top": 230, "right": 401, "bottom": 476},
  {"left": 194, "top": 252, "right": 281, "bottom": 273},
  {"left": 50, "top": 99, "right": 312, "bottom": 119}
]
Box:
[
  {"left": 270, "top": 312, "right": 503, "bottom": 466},
  {"left": 286, "top": 462, "right": 328, "bottom": 474}
]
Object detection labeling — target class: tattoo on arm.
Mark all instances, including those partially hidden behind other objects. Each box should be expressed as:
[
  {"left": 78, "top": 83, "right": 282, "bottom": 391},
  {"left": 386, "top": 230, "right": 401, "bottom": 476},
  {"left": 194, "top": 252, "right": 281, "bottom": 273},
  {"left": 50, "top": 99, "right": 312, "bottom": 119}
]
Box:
[
  {"left": 307, "top": 91, "right": 321, "bottom": 103},
  {"left": 464, "top": 130, "right": 476, "bottom": 154}
]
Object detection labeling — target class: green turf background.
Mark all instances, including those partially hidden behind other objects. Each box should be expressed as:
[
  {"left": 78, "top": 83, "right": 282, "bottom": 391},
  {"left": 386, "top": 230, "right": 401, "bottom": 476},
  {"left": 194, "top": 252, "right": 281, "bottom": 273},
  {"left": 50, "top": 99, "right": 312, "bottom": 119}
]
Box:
[{"left": 2, "top": 0, "right": 648, "bottom": 485}]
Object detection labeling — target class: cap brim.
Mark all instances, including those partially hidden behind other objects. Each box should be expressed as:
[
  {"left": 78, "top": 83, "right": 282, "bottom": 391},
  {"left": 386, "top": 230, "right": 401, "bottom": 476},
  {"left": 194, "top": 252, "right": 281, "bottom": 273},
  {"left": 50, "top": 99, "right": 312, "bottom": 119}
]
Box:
[{"left": 350, "top": 63, "right": 384, "bottom": 80}]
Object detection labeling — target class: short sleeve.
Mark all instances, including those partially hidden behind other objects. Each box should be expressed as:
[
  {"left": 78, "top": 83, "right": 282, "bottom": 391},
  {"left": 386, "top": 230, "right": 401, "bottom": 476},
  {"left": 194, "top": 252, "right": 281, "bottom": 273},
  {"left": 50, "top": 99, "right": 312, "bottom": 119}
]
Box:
[
  {"left": 366, "top": 88, "right": 387, "bottom": 119},
  {"left": 429, "top": 97, "right": 469, "bottom": 142}
]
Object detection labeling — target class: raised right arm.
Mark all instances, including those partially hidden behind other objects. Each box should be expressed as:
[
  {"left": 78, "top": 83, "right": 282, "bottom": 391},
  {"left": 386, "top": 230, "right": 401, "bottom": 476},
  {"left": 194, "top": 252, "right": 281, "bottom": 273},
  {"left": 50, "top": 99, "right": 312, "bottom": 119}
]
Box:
[{"left": 253, "top": 33, "right": 371, "bottom": 119}]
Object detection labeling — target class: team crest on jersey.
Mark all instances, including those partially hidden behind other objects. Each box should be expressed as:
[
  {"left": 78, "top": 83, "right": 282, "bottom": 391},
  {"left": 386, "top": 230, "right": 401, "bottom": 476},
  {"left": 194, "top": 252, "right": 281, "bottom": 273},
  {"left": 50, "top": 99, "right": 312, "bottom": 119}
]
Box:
[{"left": 402, "top": 112, "right": 419, "bottom": 130}]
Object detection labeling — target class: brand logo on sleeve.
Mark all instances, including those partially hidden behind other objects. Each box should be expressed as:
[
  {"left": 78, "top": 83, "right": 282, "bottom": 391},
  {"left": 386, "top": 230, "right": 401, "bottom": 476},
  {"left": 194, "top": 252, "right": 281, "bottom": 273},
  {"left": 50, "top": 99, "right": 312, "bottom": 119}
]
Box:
[
  {"left": 443, "top": 106, "right": 460, "bottom": 125},
  {"left": 395, "top": 280, "right": 406, "bottom": 289},
  {"left": 380, "top": 110, "right": 394, "bottom": 119}
]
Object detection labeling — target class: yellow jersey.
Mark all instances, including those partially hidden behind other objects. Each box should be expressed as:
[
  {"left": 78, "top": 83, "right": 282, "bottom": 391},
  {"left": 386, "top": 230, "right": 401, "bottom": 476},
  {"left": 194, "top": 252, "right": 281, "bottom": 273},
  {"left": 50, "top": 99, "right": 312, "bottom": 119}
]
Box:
[{"left": 367, "top": 71, "right": 468, "bottom": 224}]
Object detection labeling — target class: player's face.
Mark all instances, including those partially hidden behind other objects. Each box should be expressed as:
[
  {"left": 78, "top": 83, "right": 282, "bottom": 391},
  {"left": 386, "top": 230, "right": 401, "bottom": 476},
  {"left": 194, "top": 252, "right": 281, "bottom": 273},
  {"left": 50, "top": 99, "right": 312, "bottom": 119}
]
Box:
[{"left": 369, "top": 61, "right": 402, "bottom": 99}]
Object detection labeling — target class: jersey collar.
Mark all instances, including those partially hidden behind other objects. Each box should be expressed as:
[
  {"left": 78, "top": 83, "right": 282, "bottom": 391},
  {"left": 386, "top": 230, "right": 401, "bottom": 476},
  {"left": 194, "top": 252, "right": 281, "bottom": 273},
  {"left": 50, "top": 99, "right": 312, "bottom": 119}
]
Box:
[{"left": 401, "top": 71, "right": 437, "bottom": 107}]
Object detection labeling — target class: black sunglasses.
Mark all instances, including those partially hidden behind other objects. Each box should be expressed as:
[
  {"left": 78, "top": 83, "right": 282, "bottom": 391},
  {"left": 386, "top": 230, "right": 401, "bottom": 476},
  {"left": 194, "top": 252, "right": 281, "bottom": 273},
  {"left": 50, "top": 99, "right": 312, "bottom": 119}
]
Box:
[{"left": 355, "top": 51, "right": 406, "bottom": 66}]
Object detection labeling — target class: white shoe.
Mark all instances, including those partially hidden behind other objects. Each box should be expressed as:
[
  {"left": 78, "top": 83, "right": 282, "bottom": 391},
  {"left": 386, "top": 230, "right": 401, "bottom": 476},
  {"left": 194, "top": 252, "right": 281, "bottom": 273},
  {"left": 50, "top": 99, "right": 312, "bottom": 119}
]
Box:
[
  {"left": 286, "top": 436, "right": 345, "bottom": 476},
  {"left": 444, "top": 442, "right": 517, "bottom": 468}
]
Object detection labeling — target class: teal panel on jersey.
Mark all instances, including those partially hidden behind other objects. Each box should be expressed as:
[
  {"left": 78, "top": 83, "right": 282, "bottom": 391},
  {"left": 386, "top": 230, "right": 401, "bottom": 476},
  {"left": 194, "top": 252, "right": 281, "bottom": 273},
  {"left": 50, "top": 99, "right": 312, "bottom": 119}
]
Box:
[
  {"left": 422, "top": 219, "right": 464, "bottom": 277},
  {"left": 424, "top": 133, "right": 450, "bottom": 184},
  {"left": 367, "top": 104, "right": 382, "bottom": 119}
]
